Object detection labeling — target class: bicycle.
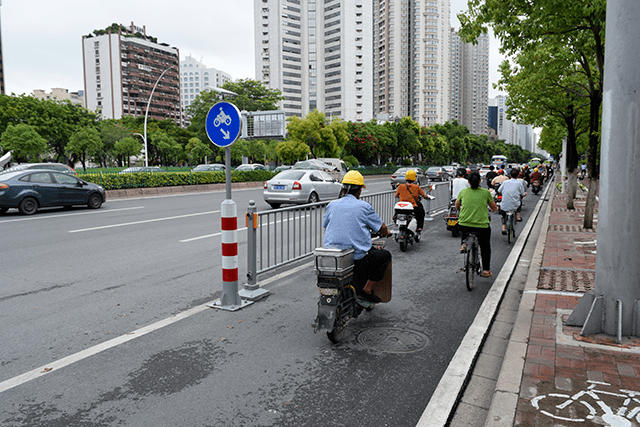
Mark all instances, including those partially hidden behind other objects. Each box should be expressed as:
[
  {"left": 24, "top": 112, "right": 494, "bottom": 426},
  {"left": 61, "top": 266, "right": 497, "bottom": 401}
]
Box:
[
  {"left": 463, "top": 232, "right": 481, "bottom": 291},
  {"left": 505, "top": 210, "right": 516, "bottom": 244},
  {"left": 531, "top": 380, "right": 640, "bottom": 426}
]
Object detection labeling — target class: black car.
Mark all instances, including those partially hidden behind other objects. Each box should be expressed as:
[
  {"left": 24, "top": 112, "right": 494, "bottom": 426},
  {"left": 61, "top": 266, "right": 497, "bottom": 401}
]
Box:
[{"left": 0, "top": 169, "right": 106, "bottom": 215}]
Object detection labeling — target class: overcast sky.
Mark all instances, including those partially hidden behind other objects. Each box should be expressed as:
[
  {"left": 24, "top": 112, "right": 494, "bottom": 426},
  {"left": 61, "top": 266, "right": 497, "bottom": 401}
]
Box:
[{"left": 1, "top": 0, "right": 504, "bottom": 98}]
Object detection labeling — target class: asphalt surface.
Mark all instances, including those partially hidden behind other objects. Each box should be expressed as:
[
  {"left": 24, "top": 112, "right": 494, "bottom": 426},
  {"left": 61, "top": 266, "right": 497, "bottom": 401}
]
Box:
[{"left": 0, "top": 178, "right": 542, "bottom": 426}]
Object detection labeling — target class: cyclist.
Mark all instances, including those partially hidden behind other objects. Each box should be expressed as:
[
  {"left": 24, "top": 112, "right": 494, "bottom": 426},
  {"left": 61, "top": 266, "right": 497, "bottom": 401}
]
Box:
[
  {"left": 394, "top": 169, "right": 427, "bottom": 232},
  {"left": 450, "top": 168, "right": 471, "bottom": 201},
  {"left": 323, "top": 170, "right": 391, "bottom": 303},
  {"left": 491, "top": 169, "right": 509, "bottom": 188},
  {"left": 498, "top": 168, "right": 527, "bottom": 232},
  {"left": 485, "top": 165, "right": 498, "bottom": 189},
  {"left": 455, "top": 171, "right": 498, "bottom": 278}
]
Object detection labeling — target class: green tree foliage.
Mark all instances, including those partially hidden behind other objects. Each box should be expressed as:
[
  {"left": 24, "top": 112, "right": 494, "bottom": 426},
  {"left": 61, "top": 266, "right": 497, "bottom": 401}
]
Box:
[
  {"left": 1, "top": 123, "right": 48, "bottom": 162},
  {"left": 275, "top": 140, "right": 310, "bottom": 164},
  {"left": 185, "top": 137, "right": 213, "bottom": 165},
  {"left": 98, "top": 119, "right": 133, "bottom": 167},
  {"left": 221, "top": 79, "right": 284, "bottom": 112},
  {"left": 114, "top": 137, "right": 143, "bottom": 167},
  {"left": 458, "top": 0, "right": 605, "bottom": 223},
  {"left": 287, "top": 110, "right": 347, "bottom": 158},
  {"left": 0, "top": 94, "right": 98, "bottom": 165},
  {"left": 149, "top": 130, "right": 182, "bottom": 166},
  {"left": 67, "top": 127, "right": 103, "bottom": 171}
]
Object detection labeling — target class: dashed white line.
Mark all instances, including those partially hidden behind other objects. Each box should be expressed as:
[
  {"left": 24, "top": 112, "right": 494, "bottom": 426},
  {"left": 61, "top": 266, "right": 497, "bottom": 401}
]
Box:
[{"left": 69, "top": 210, "right": 221, "bottom": 233}]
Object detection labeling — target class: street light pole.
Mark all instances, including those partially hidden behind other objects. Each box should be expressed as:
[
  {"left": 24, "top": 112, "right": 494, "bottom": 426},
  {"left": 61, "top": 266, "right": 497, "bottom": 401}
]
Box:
[{"left": 143, "top": 64, "right": 176, "bottom": 167}]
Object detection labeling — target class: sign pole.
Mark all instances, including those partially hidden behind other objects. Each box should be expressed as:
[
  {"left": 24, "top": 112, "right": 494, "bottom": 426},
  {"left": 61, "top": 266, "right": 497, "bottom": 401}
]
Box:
[{"left": 204, "top": 102, "right": 252, "bottom": 312}]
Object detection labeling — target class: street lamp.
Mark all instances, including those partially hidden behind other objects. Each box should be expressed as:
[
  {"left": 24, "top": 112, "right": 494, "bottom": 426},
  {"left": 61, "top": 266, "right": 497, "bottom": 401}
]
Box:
[{"left": 143, "top": 64, "right": 176, "bottom": 167}]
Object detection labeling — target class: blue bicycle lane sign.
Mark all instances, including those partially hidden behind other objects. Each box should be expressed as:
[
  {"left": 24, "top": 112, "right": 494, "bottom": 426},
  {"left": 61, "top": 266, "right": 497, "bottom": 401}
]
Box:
[{"left": 205, "top": 102, "right": 242, "bottom": 148}]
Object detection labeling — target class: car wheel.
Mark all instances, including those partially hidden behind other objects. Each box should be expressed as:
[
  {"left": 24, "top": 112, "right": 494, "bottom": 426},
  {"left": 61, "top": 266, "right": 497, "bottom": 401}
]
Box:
[
  {"left": 267, "top": 202, "right": 281, "bottom": 209},
  {"left": 308, "top": 192, "right": 319, "bottom": 203},
  {"left": 88, "top": 193, "right": 103, "bottom": 209},
  {"left": 18, "top": 197, "right": 38, "bottom": 215},
  {"left": 0, "top": 207, "right": 8, "bottom": 215}
]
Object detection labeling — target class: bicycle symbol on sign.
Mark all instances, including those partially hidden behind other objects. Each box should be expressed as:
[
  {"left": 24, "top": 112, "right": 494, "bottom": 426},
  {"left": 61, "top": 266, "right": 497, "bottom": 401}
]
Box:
[
  {"left": 213, "top": 107, "right": 232, "bottom": 127},
  {"left": 532, "top": 381, "right": 640, "bottom": 426}
]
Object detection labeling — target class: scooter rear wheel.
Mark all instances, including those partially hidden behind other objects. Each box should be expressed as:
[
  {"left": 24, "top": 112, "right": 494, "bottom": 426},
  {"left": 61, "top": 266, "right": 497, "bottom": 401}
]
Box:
[
  {"left": 327, "top": 296, "right": 346, "bottom": 343},
  {"left": 399, "top": 230, "right": 408, "bottom": 252}
]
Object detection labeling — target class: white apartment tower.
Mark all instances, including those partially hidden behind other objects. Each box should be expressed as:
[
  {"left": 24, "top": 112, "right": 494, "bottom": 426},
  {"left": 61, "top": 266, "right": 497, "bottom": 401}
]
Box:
[
  {"left": 254, "top": 0, "right": 374, "bottom": 122},
  {"left": 373, "top": 0, "right": 450, "bottom": 127},
  {"left": 82, "top": 23, "right": 182, "bottom": 125},
  {"left": 180, "top": 55, "right": 232, "bottom": 110},
  {"left": 449, "top": 29, "right": 489, "bottom": 135}
]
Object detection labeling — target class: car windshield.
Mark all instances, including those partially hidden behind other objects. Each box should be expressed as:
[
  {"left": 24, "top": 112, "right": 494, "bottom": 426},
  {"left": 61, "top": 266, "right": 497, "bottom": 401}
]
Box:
[
  {"left": 393, "top": 168, "right": 409, "bottom": 175},
  {"left": 273, "top": 171, "right": 306, "bottom": 180},
  {"left": 427, "top": 167, "right": 441, "bottom": 172}
]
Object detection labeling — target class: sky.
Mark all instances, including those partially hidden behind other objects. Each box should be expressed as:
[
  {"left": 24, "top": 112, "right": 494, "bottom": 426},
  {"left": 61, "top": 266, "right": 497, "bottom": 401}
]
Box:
[{"left": 1, "top": 0, "right": 504, "bottom": 98}]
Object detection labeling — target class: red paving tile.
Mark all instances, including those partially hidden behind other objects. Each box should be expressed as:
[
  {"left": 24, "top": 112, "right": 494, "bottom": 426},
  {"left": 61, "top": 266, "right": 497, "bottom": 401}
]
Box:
[{"left": 514, "top": 184, "right": 640, "bottom": 425}]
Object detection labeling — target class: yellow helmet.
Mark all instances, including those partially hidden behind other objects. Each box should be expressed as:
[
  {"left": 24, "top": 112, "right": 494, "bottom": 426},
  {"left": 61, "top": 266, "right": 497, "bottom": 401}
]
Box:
[
  {"left": 405, "top": 169, "right": 417, "bottom": 181},
  {"left": 534, "top": 168, "right": 538, "bottom": 172},
  {"left": 342, "top": 170, "right": 366, "bottom": 187}
]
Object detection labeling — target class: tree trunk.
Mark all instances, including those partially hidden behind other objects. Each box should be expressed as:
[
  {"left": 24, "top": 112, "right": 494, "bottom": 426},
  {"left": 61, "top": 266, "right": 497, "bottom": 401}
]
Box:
[
  {"left": 566, "top": 168, "right": 578, "bottom": 209},
  {"left": 583, "top": 176, "right": 598, "bottom": 229}
]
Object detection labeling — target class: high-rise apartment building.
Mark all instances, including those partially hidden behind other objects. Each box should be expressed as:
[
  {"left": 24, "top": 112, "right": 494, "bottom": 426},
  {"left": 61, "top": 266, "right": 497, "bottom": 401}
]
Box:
[
  {"left": 180, "top": 55, "right": 232, "bottom": 110},
  {"left": 254, "top": 0, "right": 373, "bottom": 122},
  {"left": 82, "top": 23, "right": 182, "bottom": 125},
  {"left": 449, "top": 29, "right": 489, "bottom": 135},
  {"left": 373, "top": 0, "right": 450, "bottom": 127}
]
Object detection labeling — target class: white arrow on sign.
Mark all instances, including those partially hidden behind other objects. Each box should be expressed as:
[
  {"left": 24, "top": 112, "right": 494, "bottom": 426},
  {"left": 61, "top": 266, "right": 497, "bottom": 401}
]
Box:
[{"left": 221, "top": 129, "right": 230, "bottom": 140}]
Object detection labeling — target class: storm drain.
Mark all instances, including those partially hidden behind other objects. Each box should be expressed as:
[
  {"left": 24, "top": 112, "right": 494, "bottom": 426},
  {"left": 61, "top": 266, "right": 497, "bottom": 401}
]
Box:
[{"left": 356, "top": 327, "right": 430, "bottom": 353}]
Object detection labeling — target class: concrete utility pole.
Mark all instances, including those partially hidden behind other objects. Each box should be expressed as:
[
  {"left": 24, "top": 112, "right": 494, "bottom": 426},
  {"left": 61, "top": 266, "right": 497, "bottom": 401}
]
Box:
[{"left": 567, "top": 0, "right": 640, "bottom": 340}]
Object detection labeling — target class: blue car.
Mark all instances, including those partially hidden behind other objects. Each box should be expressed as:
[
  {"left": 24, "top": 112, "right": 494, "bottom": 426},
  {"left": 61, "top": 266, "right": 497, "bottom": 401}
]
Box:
[{"left": 0, "top": 169, "right": 106, "bottom": 215}]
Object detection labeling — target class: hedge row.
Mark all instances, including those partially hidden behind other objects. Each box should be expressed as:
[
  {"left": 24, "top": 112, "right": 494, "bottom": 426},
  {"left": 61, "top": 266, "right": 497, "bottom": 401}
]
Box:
[
  {"left": 77, "top": 170, "right": 278, "bottom": 190},
  {"left": 77, "top": 166, "right": 396, "bottom": 190}
]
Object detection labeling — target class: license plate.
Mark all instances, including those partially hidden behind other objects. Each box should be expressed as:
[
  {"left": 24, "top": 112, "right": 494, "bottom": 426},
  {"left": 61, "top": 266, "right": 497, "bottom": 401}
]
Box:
[
  {"left": 448, "top": 219, "right": 458, "bottom": 226},
  {"left": 318, "top": 288, "right": 338, "bottom": 296},
  {"left": 273, "top": 185, "right": 285, "bottom": 190},
  {"left": 397, "top": 220, "right": 407, "bottom": 226}
]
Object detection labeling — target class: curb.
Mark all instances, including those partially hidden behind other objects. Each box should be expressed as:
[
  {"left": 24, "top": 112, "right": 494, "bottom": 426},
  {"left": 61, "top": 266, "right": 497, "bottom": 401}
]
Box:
[{"left": 416, "top": 182, "right": 552, "bottom": 427}]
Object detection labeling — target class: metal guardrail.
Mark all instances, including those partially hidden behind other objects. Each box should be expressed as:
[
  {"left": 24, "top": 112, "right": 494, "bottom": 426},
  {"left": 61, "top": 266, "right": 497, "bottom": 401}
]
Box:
[{"left": 244, "top": 181, "right": 453, "bottom": 286}]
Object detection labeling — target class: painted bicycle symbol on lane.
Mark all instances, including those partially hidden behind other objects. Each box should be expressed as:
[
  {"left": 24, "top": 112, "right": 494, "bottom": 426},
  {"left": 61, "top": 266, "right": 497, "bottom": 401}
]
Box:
[{"left": 532, "top": 381, "right": 640, "bottom": 426}]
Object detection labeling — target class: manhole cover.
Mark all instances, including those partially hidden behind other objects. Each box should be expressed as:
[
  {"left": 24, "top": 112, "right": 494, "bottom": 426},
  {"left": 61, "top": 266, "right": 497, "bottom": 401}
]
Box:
[{"left": 356, "top": 328, "right": 430, "bottom": 353}]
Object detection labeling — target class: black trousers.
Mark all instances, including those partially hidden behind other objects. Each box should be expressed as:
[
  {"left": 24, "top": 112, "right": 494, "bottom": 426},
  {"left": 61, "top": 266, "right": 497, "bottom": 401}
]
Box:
[
  {"left": 499, "top": 207, "right": 520, "bottom": 224},
  {"left": 414, "top": 202, "right": 425, "bottom": 229},
  {"left": 353, "top": 247, "right": 392, "bottom": 294},
  {"left": 459, "top": 225, "right": 492, "bottom": 272}
]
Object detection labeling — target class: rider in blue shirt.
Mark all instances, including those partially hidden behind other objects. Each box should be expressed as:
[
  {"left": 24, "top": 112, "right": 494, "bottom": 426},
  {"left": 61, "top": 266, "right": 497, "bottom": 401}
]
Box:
[{"left": 323, "top": 171, "right": 391, "bottom": 303}]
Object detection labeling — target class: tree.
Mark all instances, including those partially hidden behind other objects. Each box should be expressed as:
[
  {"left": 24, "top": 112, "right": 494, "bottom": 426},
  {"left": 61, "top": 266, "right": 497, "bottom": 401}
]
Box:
[
  {"left": 67, "top": 127, "right": 103, "bottom": 171},
  {"left": 149, "top": 130, "right": 182, "bottom": 165},
  {"left": 98, "top": 120, "right": 132, "bottom": 167},
  {"left": 286, "top": 110, "right": 348, "bottom": 158},
  {"left": 185, "top": 137, "right": 212, "bottom": 165},
  {"left": 114, "top": 137, "right": 143, "bottom": 167},
  {"left": 221, "top": 79, "right": 284, "bottom": 112},
  {"left": 275, "top": 140, "right": 310, "bottom": 164},
  {"left": 1, "top": 123, "right": 48, "bottom": 162},
  {"left": 459, "top": 0, "right": 605, "bottom": 226}
]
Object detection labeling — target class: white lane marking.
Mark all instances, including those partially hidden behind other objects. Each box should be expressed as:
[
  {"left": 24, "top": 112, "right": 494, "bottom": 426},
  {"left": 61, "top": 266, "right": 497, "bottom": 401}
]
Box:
[
  {"left": 179, "top": 227, "right": 248, "bottom": 243},
  {"left": 179, "top": 213, "right": 310, "bottom": 243},
  {"left": 69, "top": 210, "right": 221, "bottom": 233},
  {"left": 0, "top": 256, "right": 313, "bottom": 395},
  {"left": 0, "top": 303, "right": 210, "bottom": 395},
  {"left": 0, "top": 206, "right": 145, "bottom": 224}
]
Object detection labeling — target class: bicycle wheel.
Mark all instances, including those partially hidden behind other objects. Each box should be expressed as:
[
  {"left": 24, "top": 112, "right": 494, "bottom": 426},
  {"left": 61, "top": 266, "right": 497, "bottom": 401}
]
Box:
[
  {"left": 507, "top": 216, "right": 513, "bottom": 244},
  {"left": 465, "top": 245, "right": 474, "bottom": 291}
]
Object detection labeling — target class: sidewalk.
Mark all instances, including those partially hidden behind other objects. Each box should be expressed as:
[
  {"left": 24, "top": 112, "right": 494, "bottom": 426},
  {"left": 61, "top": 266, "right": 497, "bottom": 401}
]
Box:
[{"left": 485, "top": 179, "right": 640, "bottom": 426}]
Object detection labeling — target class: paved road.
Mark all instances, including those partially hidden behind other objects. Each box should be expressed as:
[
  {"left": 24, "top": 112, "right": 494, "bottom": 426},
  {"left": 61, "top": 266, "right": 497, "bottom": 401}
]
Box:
[{"left": 0, "top": 178, "right": 541, "bottom": 426}]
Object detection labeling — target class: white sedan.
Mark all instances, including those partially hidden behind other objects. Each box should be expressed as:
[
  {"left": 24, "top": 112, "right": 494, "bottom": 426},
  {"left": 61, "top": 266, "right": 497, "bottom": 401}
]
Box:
[{"left": 263, "top": 170, "right": 343, "bottom": 209}]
